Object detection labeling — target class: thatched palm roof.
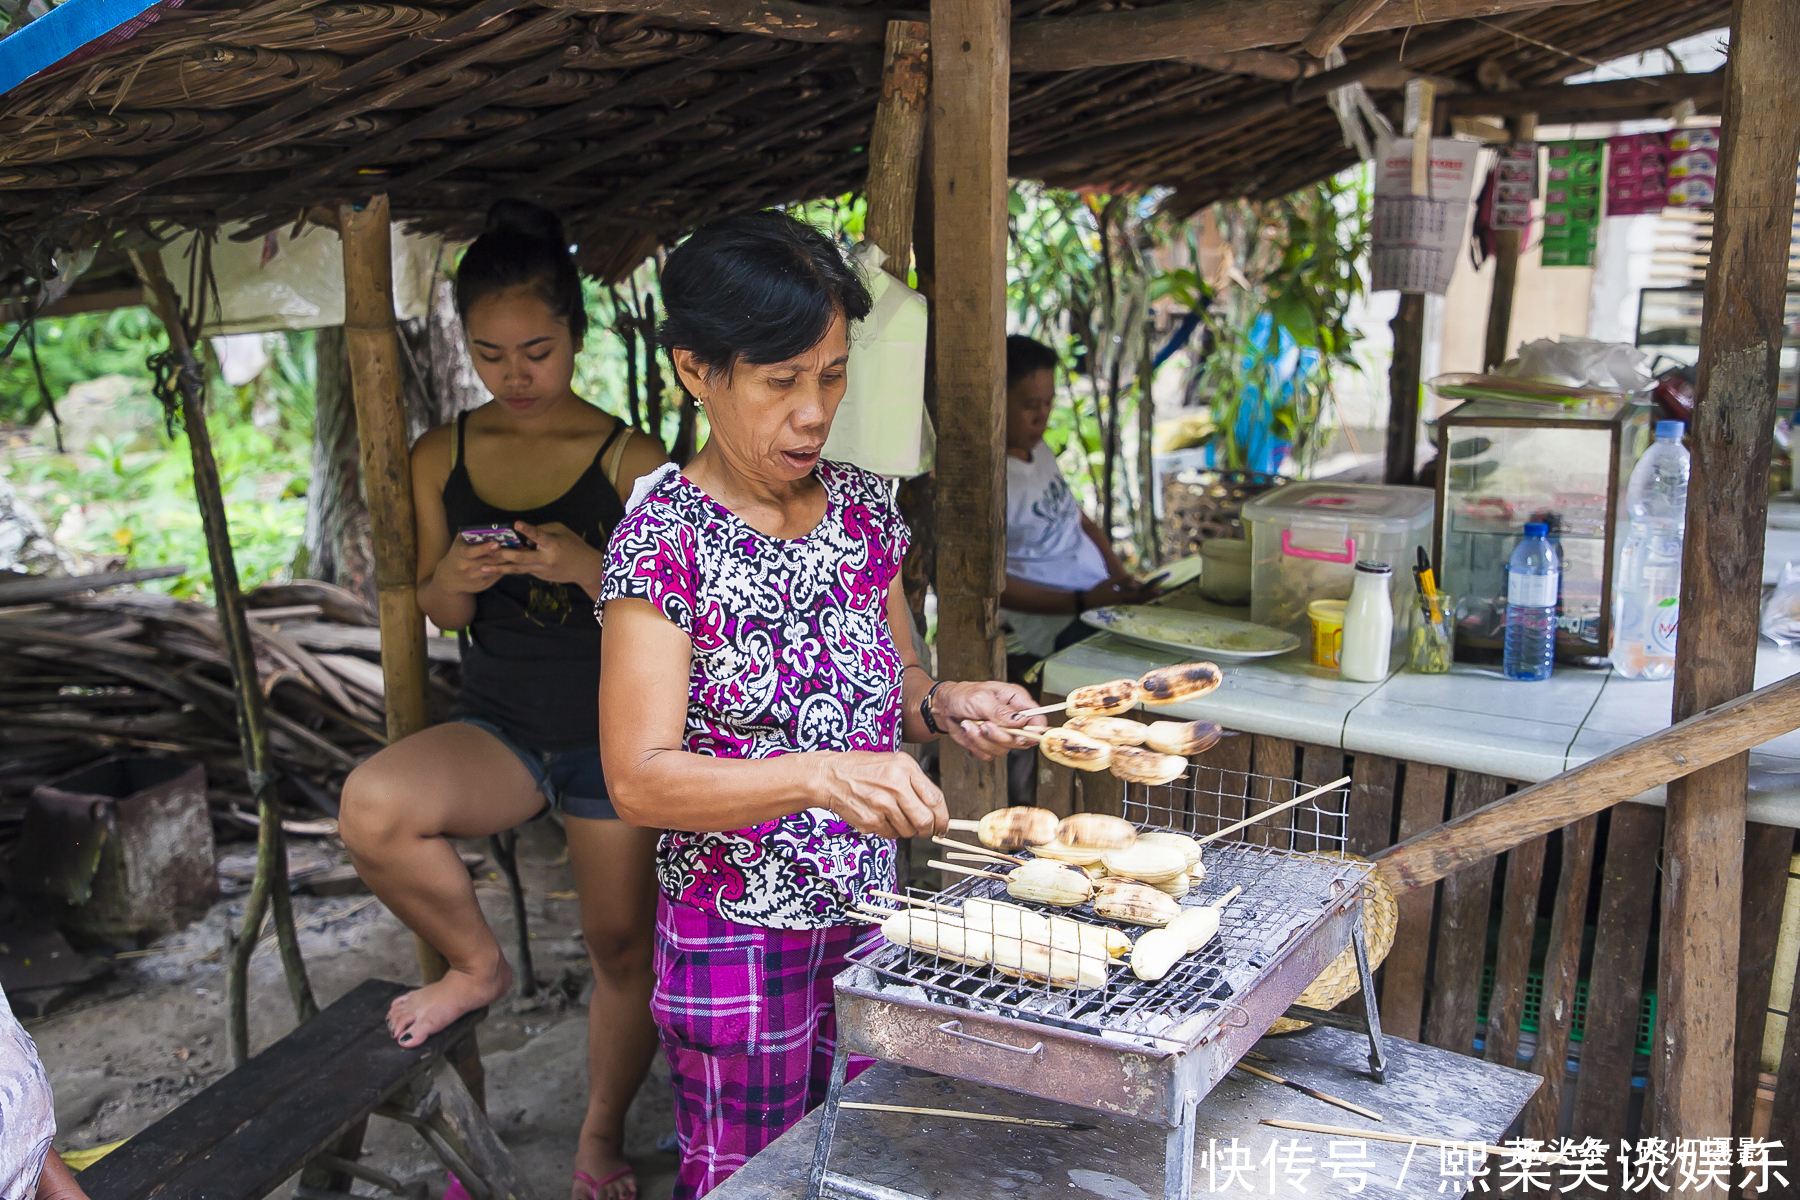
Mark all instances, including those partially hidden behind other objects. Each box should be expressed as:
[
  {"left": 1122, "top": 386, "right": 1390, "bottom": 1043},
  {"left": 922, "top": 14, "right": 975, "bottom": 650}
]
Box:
[{"left": 0, "top": 0, "right": 1728, "bottom": 298}]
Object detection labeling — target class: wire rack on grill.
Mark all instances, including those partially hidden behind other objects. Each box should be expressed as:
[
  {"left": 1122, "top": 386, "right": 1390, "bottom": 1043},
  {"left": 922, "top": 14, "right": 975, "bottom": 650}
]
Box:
[{"left": 851, "top": 767, "right": 1370, "bottom": 1049}]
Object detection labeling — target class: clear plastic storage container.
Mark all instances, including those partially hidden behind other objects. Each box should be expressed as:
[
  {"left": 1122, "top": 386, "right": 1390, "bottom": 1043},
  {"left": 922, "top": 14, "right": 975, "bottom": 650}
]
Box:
[{"left": 1241, "top": 483, "right": 1435, "bottom": 649}]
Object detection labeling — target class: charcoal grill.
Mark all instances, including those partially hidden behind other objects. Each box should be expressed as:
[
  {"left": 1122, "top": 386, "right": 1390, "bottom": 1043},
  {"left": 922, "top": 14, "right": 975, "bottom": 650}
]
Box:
[{"left": 804, "top": 766, "right": 1388, "bottom": 1200}]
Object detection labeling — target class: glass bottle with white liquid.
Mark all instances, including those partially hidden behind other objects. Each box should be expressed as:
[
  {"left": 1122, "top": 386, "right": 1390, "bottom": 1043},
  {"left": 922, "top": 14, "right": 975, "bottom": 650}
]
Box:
[{"left": 1338, "top": 560, "right": 1394, "bottom": 682}]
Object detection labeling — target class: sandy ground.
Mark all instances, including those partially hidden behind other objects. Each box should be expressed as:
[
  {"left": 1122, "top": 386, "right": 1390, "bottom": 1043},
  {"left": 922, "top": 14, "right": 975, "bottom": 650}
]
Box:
[{"left": 28, "top": 817, "right": 681, "bottom": 1200}]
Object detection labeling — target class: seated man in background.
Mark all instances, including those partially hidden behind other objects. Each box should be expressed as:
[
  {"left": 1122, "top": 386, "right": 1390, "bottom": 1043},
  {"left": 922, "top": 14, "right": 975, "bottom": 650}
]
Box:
[
  {"left": 1000, "top": 335, "right": 1157, "bottom": 799},
  {"left": 1, "top": 984, "right": 88, "bottom": 1200}
]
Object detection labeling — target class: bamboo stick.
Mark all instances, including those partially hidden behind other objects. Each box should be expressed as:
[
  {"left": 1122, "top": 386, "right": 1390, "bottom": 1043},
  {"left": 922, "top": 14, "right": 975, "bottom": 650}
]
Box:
[
  {"left": 1259, "top": 1119, "right": 1571, "bottom": 1164},
  {"left": 1233, "top": 1062, "right": 1384, "bottom": 1122},
  {"left": 129, "top": 248, "right": 317, "bottom": 1065},
  {"left": 928, "top": 859, "right": 1010, "bottom": 882},
  {"left": 930, "top": 835, "right": 1024, "bottom": 865}
]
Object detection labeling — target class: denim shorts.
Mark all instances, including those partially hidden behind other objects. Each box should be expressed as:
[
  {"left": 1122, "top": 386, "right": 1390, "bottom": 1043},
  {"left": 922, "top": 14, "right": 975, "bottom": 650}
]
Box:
[{"left": 451, "top": 716, "right": 618, "bottom": 821}]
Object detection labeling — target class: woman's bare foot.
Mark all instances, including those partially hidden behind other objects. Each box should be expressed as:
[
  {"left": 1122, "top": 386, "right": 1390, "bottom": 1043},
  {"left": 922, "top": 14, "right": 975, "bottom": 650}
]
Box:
[
  {"left": 572, "top": 1132, "right": 637, "bottom": 1200},
  {"left": 386, "top": 959, "right": 512, "bottom": 1048}
]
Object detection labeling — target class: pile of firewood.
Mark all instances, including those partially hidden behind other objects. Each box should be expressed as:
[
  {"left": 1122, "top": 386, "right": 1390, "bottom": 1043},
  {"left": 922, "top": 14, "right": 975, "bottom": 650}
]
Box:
[{"left": 0, "top": 571, "right": 459, "bottom": 836}]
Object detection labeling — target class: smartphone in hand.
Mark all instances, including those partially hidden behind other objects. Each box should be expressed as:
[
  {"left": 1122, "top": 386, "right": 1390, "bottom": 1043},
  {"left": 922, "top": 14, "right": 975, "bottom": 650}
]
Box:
[{"left": 459, "top": 525, "right": 535, "bottom": 550}]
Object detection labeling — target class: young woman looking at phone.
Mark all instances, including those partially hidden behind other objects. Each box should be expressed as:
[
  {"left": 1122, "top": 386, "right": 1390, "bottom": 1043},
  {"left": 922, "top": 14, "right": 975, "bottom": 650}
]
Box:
[{"left": 339, "top": 200, "right": 665, "bottom": 1200}]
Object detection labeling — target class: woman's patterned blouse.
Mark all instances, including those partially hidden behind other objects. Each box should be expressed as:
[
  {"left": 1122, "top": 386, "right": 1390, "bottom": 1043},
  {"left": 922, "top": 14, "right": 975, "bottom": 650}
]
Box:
[{"left": 598, "top": 460, "right": 910, "bottom": 929}]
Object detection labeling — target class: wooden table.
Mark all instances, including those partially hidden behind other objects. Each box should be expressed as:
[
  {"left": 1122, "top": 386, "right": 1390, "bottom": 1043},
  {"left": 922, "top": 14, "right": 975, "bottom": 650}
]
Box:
[{"left": 711, "top": 1026, "right": 1539, "bottom": 1199}]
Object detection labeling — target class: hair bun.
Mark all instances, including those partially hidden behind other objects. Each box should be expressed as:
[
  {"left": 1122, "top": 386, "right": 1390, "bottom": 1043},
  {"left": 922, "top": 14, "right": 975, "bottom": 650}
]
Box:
[{"left": 484, "top": 199, "right": 566, "bottom": 246}]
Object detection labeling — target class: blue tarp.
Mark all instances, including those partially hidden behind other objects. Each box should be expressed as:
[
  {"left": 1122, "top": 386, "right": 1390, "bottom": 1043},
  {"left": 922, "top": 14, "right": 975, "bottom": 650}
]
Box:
[
  {"left": 0, "top": 0, "right": 160, "bottom": 97},
  {"left": 1201, "top": 311, "right": 1321, "bottom": 476}
]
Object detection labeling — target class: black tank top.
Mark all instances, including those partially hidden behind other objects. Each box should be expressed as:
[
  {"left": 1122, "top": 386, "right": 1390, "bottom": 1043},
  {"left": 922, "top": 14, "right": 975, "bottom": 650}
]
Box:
[{"left": 441, "top": 412, "right": 629, "bottom": 750}]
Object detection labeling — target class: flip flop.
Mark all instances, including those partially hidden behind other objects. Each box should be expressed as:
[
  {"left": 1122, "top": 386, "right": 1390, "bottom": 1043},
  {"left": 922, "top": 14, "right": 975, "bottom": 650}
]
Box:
[
  {"left": 574, "top": 1166, "right": 638, "bottom": 1200},
  {"left": 444, "top": 1172, "right": 473, "bottom": 1200}
]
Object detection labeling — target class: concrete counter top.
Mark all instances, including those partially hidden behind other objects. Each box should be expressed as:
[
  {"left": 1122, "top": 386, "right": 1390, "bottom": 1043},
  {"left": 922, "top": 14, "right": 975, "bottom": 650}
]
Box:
[{"left": 1042, "top": 541, "right": 1800, "bottom": 827}]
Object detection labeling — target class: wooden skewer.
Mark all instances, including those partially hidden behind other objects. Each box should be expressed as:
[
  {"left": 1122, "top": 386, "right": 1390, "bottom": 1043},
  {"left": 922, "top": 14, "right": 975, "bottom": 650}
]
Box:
[
  {"left": 931, "top": 835, "right": 1024, "bottom": 865},
  {"left": 839, "top": 1102, "right": 1097, "bottom": 1130},
  {"left": 1233, "top": 1063, "right": 1384, "bottom": 1122},
  {"left": 1206, "top": 885, "right": 1244, "bottom": 909},
  {"left": 1259, "top": 1119, "right": 1571, "bottom": 1164},
  {"left": 852, "top": 904, "right": 899, "bottom": 920},
  {"left": 1196, "top": 776, "right": 1351, "bottom": 847},
  {"left": 870, "top": 889, "right": 957, "bottom": 914},
  {"left": 947, "top": 851, "right": 1010, "bottom": 866},
  {"left": 930, "top": 859, "right": 1010, "bottom": 882}
]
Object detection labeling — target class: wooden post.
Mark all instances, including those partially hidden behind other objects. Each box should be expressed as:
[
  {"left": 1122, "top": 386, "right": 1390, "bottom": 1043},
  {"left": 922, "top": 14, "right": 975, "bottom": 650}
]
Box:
[
  {"left": 1655, "top": 0, "right": 1800, "bottom": 1142},
  {"left": 1481, "top": 114, "right": 1536, "bottom": 371},
  {"left": 337, "top": 196, "right": 463, "bottom": 1071},
  {"left": 931, "top": 0, "right": 1008, "bottom": 823},
  {"left": 865, "top": 20, "right": 930, "bottom": 279},
  {"left": 127, "top": 248, "right": 317, "bottom": 1065},
  {"left": 1385, "top": 294, "right": 1424, "bottom": 485}
]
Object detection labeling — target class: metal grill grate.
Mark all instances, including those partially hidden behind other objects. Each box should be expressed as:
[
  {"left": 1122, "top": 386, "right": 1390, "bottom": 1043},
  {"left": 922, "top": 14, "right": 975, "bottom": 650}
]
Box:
[{"left": 850, "top": 768, "right": 1369, "bottom": 1048}]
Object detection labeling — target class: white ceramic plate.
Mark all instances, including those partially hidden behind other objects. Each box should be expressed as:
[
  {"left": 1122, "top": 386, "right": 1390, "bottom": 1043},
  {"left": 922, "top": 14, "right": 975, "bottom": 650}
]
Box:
[
  {"left": 1080, "top": 605, "right": 1302, "bottom": 659},
  {"left": 1145, "top": 554, "right": 1205, "bottom": 588}
]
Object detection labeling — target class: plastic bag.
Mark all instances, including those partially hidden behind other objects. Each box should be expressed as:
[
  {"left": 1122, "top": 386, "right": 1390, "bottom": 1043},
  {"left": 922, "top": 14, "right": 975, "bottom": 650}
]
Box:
[
  {"left": 1762, "top": 561, "right": 1800, "bottom": 646},
  {"left": 1498, "top": 337, "right": 1653, "bottom": 394}
]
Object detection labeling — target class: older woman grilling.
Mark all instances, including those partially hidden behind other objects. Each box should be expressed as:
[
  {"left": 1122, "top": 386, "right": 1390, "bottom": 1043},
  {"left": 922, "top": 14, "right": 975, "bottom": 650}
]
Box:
[{"left": 597, "top": 212, "right": 1039, "bottom": 1199}]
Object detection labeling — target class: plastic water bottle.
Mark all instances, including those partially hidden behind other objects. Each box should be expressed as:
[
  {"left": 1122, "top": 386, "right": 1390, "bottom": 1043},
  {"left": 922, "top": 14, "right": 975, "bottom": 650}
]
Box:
[
  {"left": 1503, "top": 522, "right": 1560, "bottom": 681},
  {"left": 1610, "top": 420, "right": 1690, "bottom": 680}
]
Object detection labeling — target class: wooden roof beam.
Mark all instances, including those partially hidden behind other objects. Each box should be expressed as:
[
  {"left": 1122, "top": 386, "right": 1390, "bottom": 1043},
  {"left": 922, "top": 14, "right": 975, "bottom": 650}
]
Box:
[
  {"left": 546, "top": 0, "right": 909, "bottom": 42},
  {"left": 1443, "top": 67, "right": 1725, "bottom": 119},
  {"left": 1012, "top": 14, "right": 1509, "bottom": 177},
  {"left": 549, "top": 0, "right": 1595, "bottom": 67},
  {"left": 1011, "top": 0, "right": 1596, "bottom": 73}
]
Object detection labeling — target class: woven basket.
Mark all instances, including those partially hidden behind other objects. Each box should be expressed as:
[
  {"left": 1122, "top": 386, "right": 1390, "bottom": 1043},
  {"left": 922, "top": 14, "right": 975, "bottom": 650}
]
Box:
[
  {"left": 506, "top": 70, "right": 625, "bottom": 108},
  {"left": 1160, "top": 470, "right": 1285, "bottom": 560},
  {"left": 1266, "top": 853, "right": 1398, "bottom": 1035}
]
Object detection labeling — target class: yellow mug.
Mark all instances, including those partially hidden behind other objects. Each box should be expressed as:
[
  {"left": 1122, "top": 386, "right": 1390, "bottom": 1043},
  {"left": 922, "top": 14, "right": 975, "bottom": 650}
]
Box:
[{"left": 1308, "top": 599, "right": 1346, "bottom": 670}]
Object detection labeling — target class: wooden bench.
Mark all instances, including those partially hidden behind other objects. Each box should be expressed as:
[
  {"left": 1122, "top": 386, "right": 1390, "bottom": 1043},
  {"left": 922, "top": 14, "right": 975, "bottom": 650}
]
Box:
[{"left": 81, "top": 979, "right": 537, "bottom": 1200}]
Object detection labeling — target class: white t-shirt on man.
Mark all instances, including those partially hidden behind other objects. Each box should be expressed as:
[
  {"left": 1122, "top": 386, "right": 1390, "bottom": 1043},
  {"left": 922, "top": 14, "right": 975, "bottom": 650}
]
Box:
[{"left": 1001, "top": 442, "right": 1110, "bottom": 659}]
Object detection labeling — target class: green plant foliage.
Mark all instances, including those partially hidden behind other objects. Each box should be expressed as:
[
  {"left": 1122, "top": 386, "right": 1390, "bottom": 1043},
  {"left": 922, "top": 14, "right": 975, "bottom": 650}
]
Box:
[
  {"left": 3, "top": 313, "right": 316, "bottom": 598},
  {"left": 0, "top": 308, "right": 169, "bottom": 425},
  {"left": 1191, "top": 170, "right": 1371, "bottom": 474}
]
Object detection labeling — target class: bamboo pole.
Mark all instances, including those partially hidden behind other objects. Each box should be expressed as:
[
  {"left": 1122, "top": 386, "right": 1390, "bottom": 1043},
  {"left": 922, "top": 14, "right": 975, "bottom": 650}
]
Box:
[
  {"left": 864, "top": 20, "right": 930, "bottom": 280},
  {"left": 128, "top": 248, "right": 317, "bottom": 1066},
  {"left": 336, "top": 197, "right": 461, "bottom": 1022},
  {"left": 931, "top": 0, "right": 1010, "bottom": 830},
  {"left": 1655, "top": 0, "right": 1800, "bottom": 1143}
]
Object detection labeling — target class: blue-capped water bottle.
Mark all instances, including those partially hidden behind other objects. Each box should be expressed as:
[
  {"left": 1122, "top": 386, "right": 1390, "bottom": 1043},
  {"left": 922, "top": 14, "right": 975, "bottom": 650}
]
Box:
[{"left": 1503, "top": 522, "right": 1560, "bottom": 681}]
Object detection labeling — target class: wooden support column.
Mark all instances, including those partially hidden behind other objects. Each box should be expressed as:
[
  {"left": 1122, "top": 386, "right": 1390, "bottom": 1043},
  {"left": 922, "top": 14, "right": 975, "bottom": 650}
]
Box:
[
  {"left": 1655, "top": 0, "right": 1800, "bottom": 1142},
  {"left": 865, "top": 20, "right": 930, "bottom": 278},
  {"left": 338, "top": 196, "right": 483, "bottom": 1098},
  {"left": 1481, "top": 114, "right": 1536, "bottom": 371},
  {"left": 931, "top": 0, "right": 1008, "bottom": 822},
  {"left": 1385, "top": 294, "right": 1425, "bottom": 485}
]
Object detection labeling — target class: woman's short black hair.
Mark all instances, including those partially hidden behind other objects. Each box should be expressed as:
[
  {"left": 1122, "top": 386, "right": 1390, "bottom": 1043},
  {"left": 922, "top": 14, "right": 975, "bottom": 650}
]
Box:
[
  {"left": 658, "top": 211, "right": 873, "bottom": 382},
  {"left": 454, "top": 199, "right": 587, "bottom": 345},
  {"left": 1006, "top": 335, "right": 1060, "bottom": 386}
]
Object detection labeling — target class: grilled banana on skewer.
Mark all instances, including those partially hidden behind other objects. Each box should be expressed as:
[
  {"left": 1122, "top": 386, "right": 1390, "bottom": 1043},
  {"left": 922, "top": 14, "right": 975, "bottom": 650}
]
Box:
[
  {"left": 1028, "top": 839, "right": 1106, "bottom": 867},
  {"left": 1094, "top": 881, "right": 1183, "bottom": 926},
  {"left": 1064, "top": 715, "right": 1149, "bottom": 745},
  {"left": 1167, "top": 885, "right": 1243, "bottom": 952},
  {"left": 1099, "top": 840, "right": 1188, "bottom": 885},
  {"left": 1139, "top": 662, "right": 1224, "bottom": 706},
  {"left": 880, "top": 910, "right": 994, "bottom": 966},
  {"left": 1057, "top": 812, "right": 1138, "bottom": 850},
  {"left": 1136, "top": 831, "right": 1203, "bottom": 869},
  {"left": 1142, "top": 720, "right": 1224, "bottom": 756},
  {"left": 1018, "top": 727, "right": 1114, "bottom": 772},
  {"left": 1108, "top": 746, "right": 1189, "bottom": 786},
  {"left": 1063, "top": 679, "right": 1144, "bottom": 718},
  {"left": 1005, "top": 858, "right": 1096, "bottom": 906},
  {"left": 1129, "top": 927, "right": 1189, "bottom": 981},
  {"left": 946, "top": 806, "right": 1059, "bottom": 851}
]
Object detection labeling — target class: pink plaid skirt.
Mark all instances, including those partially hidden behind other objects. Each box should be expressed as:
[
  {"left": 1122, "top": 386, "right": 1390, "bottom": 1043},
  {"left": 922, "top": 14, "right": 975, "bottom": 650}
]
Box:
[{"left": 651, "top": 897, "right": 877, "bottom": 1199}]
